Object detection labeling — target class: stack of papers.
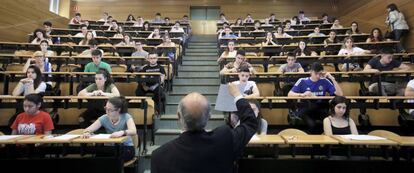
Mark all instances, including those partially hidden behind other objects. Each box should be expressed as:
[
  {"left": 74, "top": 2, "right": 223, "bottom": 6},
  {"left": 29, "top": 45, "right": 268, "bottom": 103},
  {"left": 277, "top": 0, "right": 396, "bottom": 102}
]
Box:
[
  {"left": 49, "top": 135, "right": 80, "bottom": 140},
  {"left": 90, "top": 134, "right": 112, "bottom": 139},
  {"left": 339, "top": 135, "right": 386, "bottom": 140}
]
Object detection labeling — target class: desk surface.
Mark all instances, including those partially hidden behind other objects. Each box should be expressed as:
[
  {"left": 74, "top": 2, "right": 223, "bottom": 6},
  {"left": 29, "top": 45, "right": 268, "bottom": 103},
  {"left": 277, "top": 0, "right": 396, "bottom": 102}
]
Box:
[
  {"left": 249, "top": 135, "right": 285, "bottom": 145},
  {"left": 281, "top": 135, "right": 339, "bottom": 145},
  {"left": 16, "top": 135, "right": 78, "bottom": 144},
  {"left": 331, "top": 135, "right": 398, "bottom": 146},
  {"left": 0, "top": 135, "right": 33, "bottom": 144},
  {"left": 71, "top": 135, "right": 128, "bottom": 144},
  {"left": 393, "top": 136, "right": 414, "bottom": 146}
]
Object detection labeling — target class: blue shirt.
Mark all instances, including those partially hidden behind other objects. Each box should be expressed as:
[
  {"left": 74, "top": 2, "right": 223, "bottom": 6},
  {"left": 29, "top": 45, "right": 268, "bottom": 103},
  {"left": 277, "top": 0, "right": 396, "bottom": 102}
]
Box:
[
  {"left": 98, "top": 113, "right": 133, "bottom": 146},
  {"left": 291, "top": 77, "right": 336, "bottom": 96},
  {"left": 221, "top": 34, "right": 238, "bottom": 39}
]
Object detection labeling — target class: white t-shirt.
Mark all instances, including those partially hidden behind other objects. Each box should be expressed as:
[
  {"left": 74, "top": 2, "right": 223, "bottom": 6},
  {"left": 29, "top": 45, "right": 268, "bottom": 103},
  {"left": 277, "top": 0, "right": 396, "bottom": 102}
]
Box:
[
  {"left": 338, "top": 47, "right": 365, "bottom": 56},
  {"left": 407, "top": 79, "right": 414, "bottom": 114},
  {"left": 233, "top": 81, "right": 257, "bottom": 96},
  {"left": 221, "top": 50, "right": 237, "bottom": 58},
  {"left": 15, "top": 82, "right": 47, "bottom": 96}
]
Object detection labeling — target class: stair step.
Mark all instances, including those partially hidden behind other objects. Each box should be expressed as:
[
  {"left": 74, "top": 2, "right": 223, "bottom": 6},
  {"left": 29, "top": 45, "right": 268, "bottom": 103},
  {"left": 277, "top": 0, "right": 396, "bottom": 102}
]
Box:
[
  {"left": 186, "top": 49, "right": 218, "bottom": 53},
  {"left": 178, "top": 71, "right": 219, "bottom": 78},
  {"left": 189, "top": 42, "right": 217, "bottom": 46},
  {"left": 166, "top": 94, "right": 217, "bottom": 103},
  {"left": 187, "top": 45, "right": 217, "bottom": 49},
  {"left": 182, "top": 61, "right": 218, "bottom": 66},
  {"left": 155, "top": 115, "right": 224, "bottom": 129},
  {"left": 183, "top": 56, "right": 218, "bottom": 61},
  {"left": 166, "top": 103, "right": 222, "bottom": 115},
  {"left": 172, "top": 85, "right": 219, "bottom": 93},
  {"left": 185, "top": 52, "right": 218, "bottom": 56},
  {"left": 173, "top": 78, "right": 221, "bottom": 85},
  {"left": 143, "top": 145, "right": 160, "bottom": 157}
]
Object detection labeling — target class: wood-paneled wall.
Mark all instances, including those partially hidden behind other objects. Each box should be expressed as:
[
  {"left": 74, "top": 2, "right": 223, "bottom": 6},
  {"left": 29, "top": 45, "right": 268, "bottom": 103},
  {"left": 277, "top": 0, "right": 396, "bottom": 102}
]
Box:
[
  {"left": 336, "top": 0, "right": 414, "bottom": 51},
  {"left": 73, "top": 0, "right": 336, "bottom": 21},
  {"left": 0, "top": 0, "right": 69, "bottom": 42}
]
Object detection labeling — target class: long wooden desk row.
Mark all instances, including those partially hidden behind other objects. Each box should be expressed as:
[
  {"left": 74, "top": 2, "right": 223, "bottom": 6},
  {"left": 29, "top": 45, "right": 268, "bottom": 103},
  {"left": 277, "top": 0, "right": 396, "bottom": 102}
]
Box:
[
  {"left": 0, "top": 96, "right": 151, "bottom": 152},
  {"left": 224, "top": 28, "right": 352, "bottom": 37},
  {"left": 217, "top": 19, "right": 326, "bottom": 27},
  {"left": 68, "top": 22, "right": 189, "bottom": 31},
  {"left": 0, "top": 134, "right": 129, "bottom": 173},
  {"left": 0, "top": 42, "right": 181, "bottom": 56},
  {"left": 218, "top": 36, "right": 389, "bottom": 47}
]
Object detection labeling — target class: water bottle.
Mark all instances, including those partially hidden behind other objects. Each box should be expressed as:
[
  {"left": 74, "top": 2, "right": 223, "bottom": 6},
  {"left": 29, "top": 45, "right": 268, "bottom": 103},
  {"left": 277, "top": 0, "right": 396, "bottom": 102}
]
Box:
[{"left": 56, "top": 37, "right": 61, "bottom": 44}]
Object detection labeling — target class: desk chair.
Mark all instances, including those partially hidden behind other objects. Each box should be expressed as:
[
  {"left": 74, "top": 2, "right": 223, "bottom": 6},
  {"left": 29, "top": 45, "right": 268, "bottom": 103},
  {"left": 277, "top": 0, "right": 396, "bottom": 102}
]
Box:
[
  {"left": 124, "top": 134, "right": 139, "bottom": 173},
  {"left": 278, "top": 128, "right": 307, "bottom": 136}
]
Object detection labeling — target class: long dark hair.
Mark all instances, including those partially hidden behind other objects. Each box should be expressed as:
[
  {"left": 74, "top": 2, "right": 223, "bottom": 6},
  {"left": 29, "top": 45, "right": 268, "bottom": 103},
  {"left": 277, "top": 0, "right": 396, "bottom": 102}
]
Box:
[
  {"left": 329, "top": 96, "right": 350, "bottom": 120},
  {"left": 96, "top": 68, "right": 113, "bottom": 90},
  {"left": 126, "top": 14, "right": 136, "bottom": 21},
  {"left": 108, "top": 96, "right": 128, "bottom": 114},
  {"left": 27, "top": 65, "right": 43, "bottom": 89},
  {"left": 369, "top": 28, "right": 384, "bottom": 42},
  {"left": 32, "top": 29, "right": 48, "bottom": 42},
  {"left": 387, "top": 3, "right": 399, "bottom": 12}
]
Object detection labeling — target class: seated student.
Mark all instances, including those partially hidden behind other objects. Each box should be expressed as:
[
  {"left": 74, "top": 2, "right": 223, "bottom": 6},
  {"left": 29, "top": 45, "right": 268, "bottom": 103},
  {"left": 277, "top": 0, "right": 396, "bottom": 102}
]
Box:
[
  {"left": 131, "top": 41, "right": 149, "bottom": 57},
  {"left": 98, "top": 12, "right": 109, "bottom": 22},
  {"left": 133, "top": 16, "right": 145, "bottom": 27},
  {"left": 38, "top": 39, "right": 55, "bottom": 57},
  {"left": 229, "top": 99, "right": 267, "bottom": 134},
  {"left": 244, "top": 14, "right": 254, "bottom": 23},
  {"left": 78, "top": 31, "right": 94, "bottom": 46},
  {"left": 232, "top": 18, "right": 243, "bottom": 27},
  {"left": 23, "top": 51, "right": 52, "bottom": 73},
  {"left": 84, "top": 49, "right": 112, "bottom": 73},
  {"left": 107, "top": 20, "right": 119, "bottom": 31},
  {"left": 330, "top": 19, "right": 344, "bottom": 29},
  {"left": 220, "top": 50, "right": 256, "bottom": 75},
  {"left": 219, "top": 26, "right": 239, "bottom": 39},
  {"left": 217, "top": 22, "right": 229, "bottom": 35},
  {"left": 157, "top": 35, "right": 176, "bottom": 47},
  {"left": 278, "top": 53, "right": 304, "bottom": 95},
  {"left": 113, "top": 26, "right": 124, "bottom": 38},
  {"left": 346, "top": 21, "right": 360, "bottom": 35},
  {"left": 405, "top": 79, "right": 414, "bottom": 118},
  {"left": 78, "top": 68, "right": 120, "bottom": 127},
  {"left": 232, "top": 66, "right": 260, "bottom": 98},
  {"left": 103, "top": 16, "right": 114, "bottom": 26},
  {"left": 323, "top": 96, "right": 358, "bottom": 135},
  {"left": 164, "top": 17, "right": 172, "bottom": 26},
  {"left": 366, "top": 28, "right": 384, "bottom": 43},
  {"left": 288, "top": 62, "right": 343, "bottom": 134},
  {"left": 142, "top": 21, "right": 151, "bottom": 31},
  {"left": 81, "top": 96, "right": 136, "bottom": 161},
  {"left": 126, "top": 14, "right": 136, "bottom": 22},
  {"left": 170, "top": 21, "right": 185, "bottom": 33},
  {"left": 284, "top": 20, "right": 295, "bottom": 31},
  {"left": 298, "top": 11, "right": 311, "bottom": 24},
  {"left": 217, "top": 13, "right": 229, "bottom": 24},
  {"left": 251, "top": 20, "right": 264, "bottom": 32},
  {"left": 324, "top": 30, "right": 340, "bottom": 46},
  {"left": 274, "top": 26, "right": 293, "bottom": 38},
  {"left": 290, "top": 16, "right": 300, "bottom": 25},
  {"left": 13, "top": 65, "right": 47, "bottom": 96},
  {"left": 218, "top": 40, "right": 237, "bottom": 62},
  {"left": 135, "top": 52, "right": 166, "bottom": 114},
  {"left": 74, "top": 24, "right": 88, "bottom": 37},
  {"left": 11, "top": 93, "right": 54, "bottom": 135},
  {"left": 261, "top": 18, "right": 273, "bottom": 27},
  {"left": 80, "top": 39, "right": 104, "bottom": 56},
  {"left": 363, "top": 48, "right": 410, "bottom": 96},
  {"left": 269, "top": 13, "right": 278, "bottom": 23},
  {"left": 116, "top": 33, "right": 135, "bottom": 46},
  {"left": 43, "top": 21, "right": 53, "bottom": 37},
  {"left": 152, "top": 13, "right": 165, "bottom": 24},
  {"left": 148, "top": 28, "right": 162, "bottom": 39},
  {"left": 69, "top": 13, "right": 84, "bottom": 24},
  {"left": 308, "top": 26, "right": 326, "bottom": 37},
  {"left": 322, "top": 13, "right": 331, "bottom": 24},
  {"left": 157, "top": 35, "right": 176, "bottom": 61},
  {"left": 293, "top": 40, "right": 318, "bottom": 56},
  {"left": 338, "top": 37, "right": 370, "bottom": 71},
  {"left": 31, "top": 29, "right": 53, "bottom": 45},
  {"left": 263, "top": 32, "right": 278, "bottom": 45}
]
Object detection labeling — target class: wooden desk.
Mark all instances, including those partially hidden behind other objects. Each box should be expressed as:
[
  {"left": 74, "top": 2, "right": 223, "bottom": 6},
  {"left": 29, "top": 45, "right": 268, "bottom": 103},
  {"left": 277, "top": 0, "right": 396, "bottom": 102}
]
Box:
[
  {"left": 16, "top": 135, "right": 79, "bottom": 144},
  {"left": 331, "top": 135, "right": 398, "bottom": 146},
  {"left": 0, "top": 135, "right": 32, "bottom": 144},
  {"left": 281, "top": 135, "right": 338, "bottom": 145},
  {"left": 72, "top": 135, "right": 127, "bottom": 144},
  {"left": 249, "top": 135, "right": 285, "bottom": 145}
]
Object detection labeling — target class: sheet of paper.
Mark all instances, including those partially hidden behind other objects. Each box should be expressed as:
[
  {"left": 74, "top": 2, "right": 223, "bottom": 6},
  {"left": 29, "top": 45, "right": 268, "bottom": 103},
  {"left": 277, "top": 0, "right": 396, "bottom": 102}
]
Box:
[
  {"left": 249, "top": 134, "right": 260, "bottom": 141},
  {"left": 215, "top": 84, "right": 237, "bottom": 112},
  {"left": 90, "top": 134, "right": 111, "bottom": 139},
  {"left": 0, "top": 135, "right": 20, "bottom": 140},
  {"left": 51, "top": 134, "right": 80, "bottom": 140},
  {"left": 339, "top": 135, "right": 386, "bottom": 141}
]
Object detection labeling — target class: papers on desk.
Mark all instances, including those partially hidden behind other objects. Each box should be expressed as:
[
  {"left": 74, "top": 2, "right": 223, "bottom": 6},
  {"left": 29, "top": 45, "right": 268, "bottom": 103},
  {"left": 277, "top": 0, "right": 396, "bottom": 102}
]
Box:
[
  {"left": 249, "top": 135, "right": 260, "bottom": 141},
  {"left": 90, "top": 134, "right": 111, "bottom": 139},
  {"left": 0, "top": 135, "right": 20, "bottom": 140},
  {"left": 50, "top": 134, "right": 80, "bottom": 140},
  {"left": 339, "top": 135, "right": 386, "bottom": 141}
]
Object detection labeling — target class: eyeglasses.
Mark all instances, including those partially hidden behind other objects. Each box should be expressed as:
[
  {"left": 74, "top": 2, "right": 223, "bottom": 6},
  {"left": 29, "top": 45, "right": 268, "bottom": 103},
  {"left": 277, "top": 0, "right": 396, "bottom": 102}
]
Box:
[{"left": 104, "top": 106, "right": 118, "bottom": 112}]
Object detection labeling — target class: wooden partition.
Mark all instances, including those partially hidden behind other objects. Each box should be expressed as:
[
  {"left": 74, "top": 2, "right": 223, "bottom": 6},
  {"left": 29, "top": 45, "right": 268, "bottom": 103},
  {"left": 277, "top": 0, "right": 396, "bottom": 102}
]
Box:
[{"left": 0, "top": 0, "right": 69, "bottom": 42}]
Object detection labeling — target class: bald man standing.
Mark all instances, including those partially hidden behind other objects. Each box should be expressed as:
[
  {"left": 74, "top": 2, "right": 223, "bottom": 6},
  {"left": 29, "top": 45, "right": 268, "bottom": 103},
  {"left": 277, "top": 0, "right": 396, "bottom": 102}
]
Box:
[{"left": 151, "top": 83, "right": 259, "bottom": 173}]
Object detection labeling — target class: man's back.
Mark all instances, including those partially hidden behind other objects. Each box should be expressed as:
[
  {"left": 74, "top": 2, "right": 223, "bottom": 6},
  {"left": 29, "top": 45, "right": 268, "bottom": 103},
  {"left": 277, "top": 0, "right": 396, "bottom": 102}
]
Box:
[{"left": 151, "top": 98, "right": 258, "bottom": 173}]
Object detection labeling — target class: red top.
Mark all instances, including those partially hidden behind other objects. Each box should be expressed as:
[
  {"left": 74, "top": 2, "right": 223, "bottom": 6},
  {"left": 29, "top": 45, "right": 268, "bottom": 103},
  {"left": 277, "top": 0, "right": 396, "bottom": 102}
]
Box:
[{"left": 11, "top": 111, "right": 54, "bottom": 135}]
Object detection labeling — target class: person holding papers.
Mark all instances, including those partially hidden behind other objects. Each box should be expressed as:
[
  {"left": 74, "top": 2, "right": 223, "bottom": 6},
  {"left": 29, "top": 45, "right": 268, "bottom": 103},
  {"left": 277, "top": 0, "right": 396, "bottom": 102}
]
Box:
[
  {"left": 81, "top": 96, "right": 137, "bottom": 161},
  {"left": 11, "top": 94, "right": 54, "bottom": 135},
  {"left": 323, "top": 96, "right": 358, "bottom": 135}
]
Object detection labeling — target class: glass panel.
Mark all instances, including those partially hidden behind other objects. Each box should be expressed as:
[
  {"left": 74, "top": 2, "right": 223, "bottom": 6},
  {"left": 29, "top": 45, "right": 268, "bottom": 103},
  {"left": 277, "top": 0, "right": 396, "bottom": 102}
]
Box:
[
  {"left": 206, "top": 8, "right": 220, "bottom": 20},
  {"left": 190, "top": 8, "right": 206, "bottom": 20}
]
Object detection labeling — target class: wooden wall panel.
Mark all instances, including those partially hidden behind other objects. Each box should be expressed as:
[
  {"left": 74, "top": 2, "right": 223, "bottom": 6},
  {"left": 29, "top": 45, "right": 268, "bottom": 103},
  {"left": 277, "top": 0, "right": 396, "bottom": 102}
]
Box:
[
  {"left": 73, "top": 0, "right": 336, "bottom": 21},
  {"left": 0, "top": 0, "right": 69, "bottom": 42},
  {"left": 337, "top": 0, "right": 414, "bottom": 52}
]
